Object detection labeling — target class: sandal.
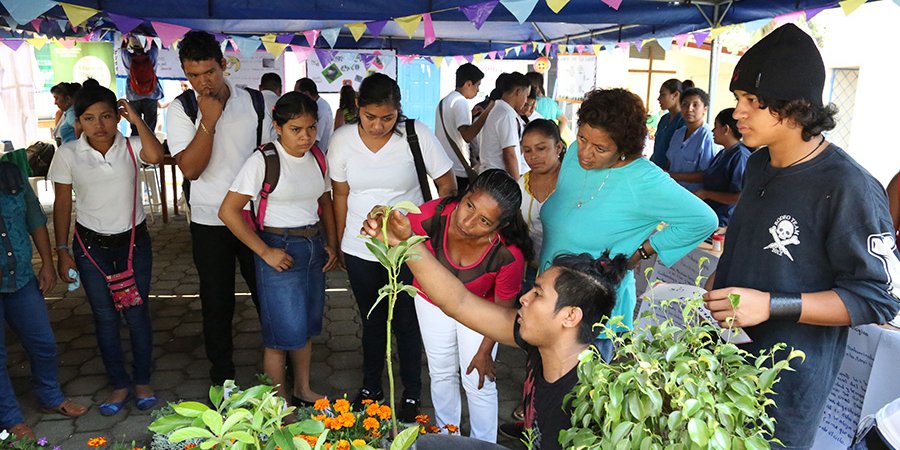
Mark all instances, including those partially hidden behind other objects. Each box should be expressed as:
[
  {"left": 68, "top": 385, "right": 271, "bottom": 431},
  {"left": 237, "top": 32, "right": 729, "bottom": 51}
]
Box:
[
  {"left": 9, "top": 423, "right": 35, "bottom": 440},
  {"left": 135, "top": 395, "right": 158, "bottom": 411},
  {"left": 40, "top": 398, "right": 88, "bottom": 418},
  {"left": 99, "top": 393, "right": 133, "bottom": 416}
]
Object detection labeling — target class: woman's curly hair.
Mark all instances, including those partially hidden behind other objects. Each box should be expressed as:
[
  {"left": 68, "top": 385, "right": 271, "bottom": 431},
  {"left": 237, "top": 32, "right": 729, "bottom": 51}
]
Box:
[{"left": 576, "top": 88, "right": 648, "bottom": 157}]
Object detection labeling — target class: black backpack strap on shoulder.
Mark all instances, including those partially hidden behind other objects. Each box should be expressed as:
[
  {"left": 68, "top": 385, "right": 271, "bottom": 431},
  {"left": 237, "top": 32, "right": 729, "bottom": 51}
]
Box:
[
  {"left": 406, "top": 120, "right": 432, "bottom": 202},
  {"left": 175, "top": 89, "right": 198, "bottom": 124},
  {"left": 244, "top": 87, "right": 265, "bottom": 147}
]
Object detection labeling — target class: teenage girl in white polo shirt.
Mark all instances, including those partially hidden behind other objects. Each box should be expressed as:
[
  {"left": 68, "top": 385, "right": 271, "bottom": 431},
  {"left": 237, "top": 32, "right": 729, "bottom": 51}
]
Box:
[
  {"left": 49, "top": 79, "right": 164, "bottom": 416},
  {"left": 219, "top": 92, "right": 339, "bottom": 406}
]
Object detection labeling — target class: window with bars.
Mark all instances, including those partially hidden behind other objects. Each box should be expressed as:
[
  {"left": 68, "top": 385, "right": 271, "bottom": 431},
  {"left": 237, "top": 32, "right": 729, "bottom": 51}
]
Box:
[{"left": 828, "top": 68, "right": 859, "bottom": 151}]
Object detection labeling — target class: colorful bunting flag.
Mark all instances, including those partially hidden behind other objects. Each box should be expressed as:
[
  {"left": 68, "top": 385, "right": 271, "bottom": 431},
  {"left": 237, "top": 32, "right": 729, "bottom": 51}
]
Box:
[
  {"left": 30, "top": 18, "right": 42, "bottom": 32},
  {"left": 460, "top": 0, "right": 499, "bottom": 30},
  {"left": 0, "top": 39, "right": 25, "bottom": 51},
  {"left": 565, "top": 44, "right": 575, "bottom": 53},
  {"left": 545, "top": 0, "right": 570, "bottom": 14},
  {"left": 315, "top": 49, "right": 334, "bottom": 66},
  {"left": 26, "top": 35, "right": 48, "bottom": 49},
  {"left": 592, "top": 43, "right": 602, "bottom": 53},
  {"left": 454, "top": 55, "right": 466, "bottom": 64},
  {"left": 500, "top": 0, "right": 539, "bottom": 24},
  {"left": 773, "top": 11, "right": 805, "bottom": 26},
  {"left": 537, "top": 42, "right": 546, "bottom": 53},
  {"left": 804, "top": 6, "right": 830, "bottom": 21},
  {"left": 59, "top": 3, "right": 98, "bottom": 27},
  {"left": 657, "top": 36, "right": 673, "bottom": 53},
  {"left": 151, "top": 21, "right": 191, "bottom": 48},
  {"left": 3, "top": 14, "right": 20, "bottom": 30},
  {"left": 54, "top": 19, "right": 67, "bottom": 33},
  {"left": 291, "top": 45, "right": 314, "bottom": 63},
  {"left": 575, "top": 44, "right": 585, "bottom": 53},
  {"left": 464, "top": 54, "right": 474, "bottom": 62},
  {"left": 601, "top": 0, "right": 623, "bottom": 10},
  {"left": 395, "top": 14, "right": 422, "bottom": 38},
  {"left": 839, "top": 0, "right": 866, "bottom": 15},
  {"left": 433, "top": 56, "right": 444, "bottom": 66},
  {"left": 692, "top": 30, "right": 710, "bottom": 46},
  {"left": 367, "top": 20, "right": 388, "bottom": 39},
  {"left": 0, "top": 0, "right": 55, "bottom": 26},
  {"left": 262, "top": 41, "right": 287, "bottom": 59},
  {"left": 321, "top": 27, "right": 340, "bottom": 48},
  {"left": 231, "top": 35, "right": 261, "bottom": 55},
  {"left": 473, "top": 53, "right": 484, "bottom": 62},
  {"left": 303, "top": 29, "right": 320, "bottom": 47},
  {"left": 276, "top": 33, "right": 293, "bottom": 44},
  {"left": 423, "top": 13, "right": 436, "bottom": 47},
  {"left": 742, "top": 18, "right": 770, "bottom": 33},
  {"left": 359, "top": 53, "right": 376, "bottom": 69},
  {"left": 107, "top": 12, "right": 143, "bottom": 34},
  {"left": 347, "top": 23, "right": 367, "bottom": 42}
]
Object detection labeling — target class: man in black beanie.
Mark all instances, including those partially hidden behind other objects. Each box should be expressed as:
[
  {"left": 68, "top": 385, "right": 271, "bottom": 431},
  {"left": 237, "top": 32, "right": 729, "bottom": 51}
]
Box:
[{"left": 703, "top": 23, "right": 900, "bottom": 448}]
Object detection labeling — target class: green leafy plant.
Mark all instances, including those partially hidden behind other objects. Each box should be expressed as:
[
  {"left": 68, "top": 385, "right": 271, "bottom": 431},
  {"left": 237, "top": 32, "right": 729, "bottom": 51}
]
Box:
[
  {"left": 362, "top": 201, "right": 428, "bottom": 436},
  {"left": 560, "top": 264, "right": 806, "bottom": 450}
]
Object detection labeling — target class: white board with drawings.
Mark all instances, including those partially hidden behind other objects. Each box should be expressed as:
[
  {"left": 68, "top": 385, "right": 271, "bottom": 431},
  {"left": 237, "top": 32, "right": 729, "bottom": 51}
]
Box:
[
  {"left": 306, "top": 50, "right": 396, "bottom": 93},
  {"left": 555, "top": 54, "right": 596, "bottom": 102},
  {"left": 116, "top": 49, "right": 283, "bottom": 87}
]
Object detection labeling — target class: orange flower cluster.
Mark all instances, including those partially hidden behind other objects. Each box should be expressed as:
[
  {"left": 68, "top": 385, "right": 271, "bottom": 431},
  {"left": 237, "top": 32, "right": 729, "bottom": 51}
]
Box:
[
  {"left": 323, "top": 412, "right": 357, "bottom": 430},
  {"left": 362, "top": 417, "right": 380, "bottom": 431},
  {"left": 184, "top": 445, "right": 198, "bottom": 450},
  {"left": 333, "top": 399, "right": 351, "bottom": 414},
  {"left": 444, "top": 424, "right": 459, "bottom": 434},
  {"left": 415, "top": 414, "right": 430, "bottom": 425},
  {"left": 428, "top": 426, "right": 441, "bottom": 433},
  {"left": 87, "top": 437, "right": 108, "bottom": 447},
  {"left": 295, "top": 434, "right": 319, "bottom": 447},
  {"left": 364, "top": 404, "right": 391, "bottom": 420},
  {"left": 351, "top": 439, "right": 367, "bottom": 447},
  {"left": 314, "top": 398, "right": 331, "bottom": 411},
  {"left": 336, "top": 439, "right": 350, "bottom": 450}
]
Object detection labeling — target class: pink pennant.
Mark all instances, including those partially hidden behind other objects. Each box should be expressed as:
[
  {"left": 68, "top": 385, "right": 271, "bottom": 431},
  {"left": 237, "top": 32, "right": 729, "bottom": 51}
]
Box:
[
  {"left": 487, "top": 50, "right": 498, "bottom": 59},
  {"left": 575, "top": 44, "right": 585, "bottom": 53},
  {"left": 423, "top": 13, "right": 435, "bottom": 47},
  {"left": 58, "top": 39, "right": 76, "bottom": 49},
  {"left": 601, "top": 0, "right": 623, "bottom": 10},
  {"left": 291, "top": 45, "right": 313, "bottom": 63},
  {"left": 303, "top": 29, "right": 320, "bottom": 47},
  {"left": 617, "top": 41, "right": 630, "bottom": 50},
  {"left": 1, "top": 40, "right": 25, "bottom": 51},
  {"left": 30, "top": 18, "right": 42, "bottom": 32},
  {"left": 521, "top": 43, "right": 528, "bottom": 52},
  {"left": 692, "top": 31, "right": 710, "bottom": 47},
  {"left": 79, "top": 31, "right": 94, "bottom": 42},
  {"left": 674, "top": 33, "right": 689, "bottom": 48},
  {"left": 151, "top": 21, "right": 191, "bottom": 48},
  {"left": 773, "top": 11, "right": 805, "bottom": 26}
]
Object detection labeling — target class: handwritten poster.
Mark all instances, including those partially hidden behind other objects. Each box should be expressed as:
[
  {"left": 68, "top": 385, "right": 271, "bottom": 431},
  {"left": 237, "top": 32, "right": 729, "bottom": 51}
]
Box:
[
  {"left": 650, "top": 247, "right": 719, "bottom": 286},
  {"left": 555, "top": 54, "right": 596, "bottom": 102},
  {"left": 636, "top": 283, "right": 751, "bottom": 344}
]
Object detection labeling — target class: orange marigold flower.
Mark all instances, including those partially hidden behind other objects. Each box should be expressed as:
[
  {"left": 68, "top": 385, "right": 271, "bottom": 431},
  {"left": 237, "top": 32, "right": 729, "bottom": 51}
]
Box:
[
  {"left": 351, "top": 439, "right": 367, "bottom": 447},
  {"left": 324, "top": 444, "right": 332, "bottom": 450},
  {"left": 444, "top": 424, "right": 459, "bottom": 434},
  {"left": 363, "top": 417, "right": 380, "bottom": 431},
  {"left": 361, "top": 399, "right": 374, "bottom": 405},
  {"left": 324, "top": 417, "right": 342, "bottom": 430},
  {"left": 371, "top": 430, "right": 381, "bottom": 438},
  {"left": 415, "top": 414, "right": 429, "bottom": 425},
  {"left": 333, "top": 398, "right": 351, "bottom": 414},
  {"left": 376, "top": 405, "right": 391, "bottom": 420},
  {"left": 313, "top": 414, "right": 327, "bottom": 421},
  {"left": 87, "top": 437, "right": 108, "bottom": 447},
  {"left": 366, "top": 403, "right": 380, "bottom": 417},
  {"left": 428, "top": 426, "right": 441, "bottom": 433},
  {"left": 337, "top": 439, "right": 351, "bottom": 450},
  {"left": 339, "top": 411, "right": 357, "bottom": 428},
  {"left": 314, "top": 398, "right": 331, "bottom": 411},
  {"left": 184, "top": 445, "right": 198, "bottom": 450},
  {"left": 419, "top": 427, "right": 427, "bottom": 435}
]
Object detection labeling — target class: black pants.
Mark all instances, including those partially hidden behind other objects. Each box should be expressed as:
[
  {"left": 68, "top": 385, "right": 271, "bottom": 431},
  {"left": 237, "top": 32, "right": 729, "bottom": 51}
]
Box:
[
  {"left": 129, "top": 98, "right": 158, "bottom": 136},
  {"left": 190, "top": 222, "right": 259, "bottom": 384},
  {"left": 345, "top": 254, "right": 422, "bottom": 400}
]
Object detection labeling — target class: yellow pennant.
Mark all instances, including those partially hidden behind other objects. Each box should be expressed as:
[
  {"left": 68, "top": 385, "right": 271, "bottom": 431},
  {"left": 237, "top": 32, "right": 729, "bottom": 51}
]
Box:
[
  {"left": 347, "top": 23, "right": 367, "bottom": 41},
  {"left": 262, "top": 41, "right": 287, "bottom": 59},
  {"left": 394, "top": 14, "right": 422, "bottom": 38},
  {"left": 839, "top": 0, "right": 866, "bottom": 15},
  {"left": 710, "top": 25, "right": 734, "bottom": 39},
  {"left": 545, "top": 0, "right": 570, "bottom": 14},
  {"left": 59, "top": 3, "right": 99, "bottom": 27},
  {"left": 433, "top": 56, "right": 444, "bottom": 66},
  {"left": 26, "top": 36, "right": 49, "bottom": 50},
  {"left": 261, "top": 33, "right": 277, "bottom": 43},
  {"left": 473, "top": 53, "right": 485, "bottom": 63},
  {"left": 592, "top": 44, "right": 602, "bottom": 54}
]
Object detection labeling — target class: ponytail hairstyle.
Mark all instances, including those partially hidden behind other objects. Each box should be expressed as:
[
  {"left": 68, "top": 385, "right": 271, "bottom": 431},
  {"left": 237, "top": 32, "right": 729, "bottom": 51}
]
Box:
[
  {"left": 51, "top": 81, "right": 82, "bottom": 99},
  {"left": 550, "top": 251, "right": 629, "bottom": 344},
  {"left": 660, "top": 78, "right": 683, "bottom": 97},
  {"left": 73, "top": 79, "right": 117, "bottom": 118},
  {"left": 438, "top": 168, "right": 534, "bottom": 262},
  {"left": 354, "top": 73, "right": 406, "bottom": 135},
  {"left": 715, "top": 108, "right": 742, "bottom": 140}
]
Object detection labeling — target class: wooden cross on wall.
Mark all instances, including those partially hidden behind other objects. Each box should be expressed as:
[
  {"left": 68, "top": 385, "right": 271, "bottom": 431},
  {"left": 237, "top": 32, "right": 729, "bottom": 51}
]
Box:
[{"left": 628, "top": 46, "right": 677, "bottom": 109}]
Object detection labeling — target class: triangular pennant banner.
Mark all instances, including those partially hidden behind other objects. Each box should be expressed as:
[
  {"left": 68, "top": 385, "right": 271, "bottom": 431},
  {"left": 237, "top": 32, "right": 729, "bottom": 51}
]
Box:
[
  {"left": 151, "top": 21, "right": 191, "bottom": 48},
  {"left": 545, "top": 0, "right": 570, "bottom": 14},
  {"left": 394, "top": 14, "right": 422, "bottom": 38},
  {"left": 464, "top": 54, "right": 474, "bottom": 62},
  {"left": 743, "top": 18, "right": 771, "bottom": 34},
  {"left": 59, "top": 2, "right": 98, "bottom": 27},
  {"left": 55, "top": 38, "right": 76, "bottom": 49},
  {"left": 500, "top": 0, "right": 539, "bottom": 23},
  {"left": 433, "top": 56, "right": 444, "bottom": 66},
  {"left": 303, "top": 29, "right": 320, "bottom": 47},
  {"left": 473, "top": 53, "right": 485, "bottom": 63},
  {"left": 423, "top": 13, "right": 436, "bottom": 47},
  {"left": 512, "top": 46, "right": 520, "bottom": 56},
  {"left": 692, "top": 31, "right": 710, "bottom": 46},
  {"left": 367, "top": 20, "right": 388, "bottom": 39},
  {"left": 26, "top": 35, "right": 48, "bottom": 49},
  {"left": 460, "top": 0, "right": 499, "bottom": 30},
  {"left": 347, "top": 23, "right": 367, "bottom": 42},
  {"left": 804, "top": 6, "right": 830, "bottom": 21},
  {"left": 262, "top": 41, "right": 287, "bottom": 59},
  {"left": 636, "top": 40, "right": 647, "bottom": 52},
  {"left": 709, "top": 25, "right": 734, "bottom": 39},
  {"left": 601, "top": 0, "right": 623, "bottom": 10},
  {"left": 657, "top": 36, "right": 673, "bottom": 53},
  {"left": 261, "top": 33, "right": 276, "bottom": 43},
  {"left": 3, "top": 14, "right": 20, "bottom": 30},
  {"left": 220, "top": 39, "right": 229, "bottom": 53},
  {"left": 521, "top": 43, "right": 529, "bottom": 52},
  {"left": 0, "top": 39, "right": 25, "bottom": 51},
  {"left": 232, "top": 35, "right": 261, "bottom": 55},
  {"left": 488, "top": 50, "right": 498, "bottom": 59},
  {"left": 773, "top": 11, "right": 805, "bottom": 26},
  {"left": 291, "top": 45, "right": 314, "bottom": 63},
  {"left": 839, "top": 0, "right": 866, "bottom": 15},
  {"left": 316, "top": 49, "right": 334, "bottom": 67},
  {"left": 0, "top": 0, "right": 55, "bottom": 26},
  {"left": 30, "top": 18, "right": 42, "bottom": 32},
  {"left": 321, "top": 27, "right": 340, "bottom": 48},
  {"left": 617, "top": 41, "right": 630, "bottom": 51},
  {"left": 213, "top": 33, "right": 227, "bottom": 43},
  {"left": 674, "top": 33, "right": 689, "bottom": 48},
  {"left": 106, "top": 12, "right": 142, "bottom": 34},
  {"left": 537, "top": 42, "right": 546, "bottom": 53},
  {"left": 276, "top": 33, "right": 293, "bottom": 44},
  {"left": 359, "top": 53, "right": 376, "bottom": 69},
  {"left": 55, "top": 19, "right": 68, "bottom": 33},
  {"left": 575, "top": 44, "right": 585, "bottom": 53},
  {"left": 565, "top": 44, "right": 575, "bottom": 53},
  {"left": 592, "top": 43, "right": 602, "bottom": 53}
]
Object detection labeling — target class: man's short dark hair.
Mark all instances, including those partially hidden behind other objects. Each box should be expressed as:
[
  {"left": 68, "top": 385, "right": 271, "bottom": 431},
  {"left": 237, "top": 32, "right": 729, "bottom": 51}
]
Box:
[
  {"left": 260, "top": 73, "right": 282, "bottom": 91},
  {"left": 501, "top": 72, "right": 530, "bottom": 95},
  {"left": 295, "top": 78, "right": 318, "bottom": 96},
  {"left": 681, "top": 87, "right": 710, "bottom": 107},
  {"left": 551, "top": 252, "right": 628, "bottom": 344},
  {"left": 178, "top": 31, "right": 223, "bottom": 65},
  {"left": 455, "top": 63, "right": 484, "bottom": 88}
]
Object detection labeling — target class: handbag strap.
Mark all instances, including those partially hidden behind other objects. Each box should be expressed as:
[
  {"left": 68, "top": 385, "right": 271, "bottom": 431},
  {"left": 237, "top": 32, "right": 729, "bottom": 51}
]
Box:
[
  {"left": 74, "top": 139, "right": 140, "bottom": 277},
  {"left": 438, "top": 98, "right": 478, "bottom": 180},
  {"left": 405, "top": 120, "right": 432, "bottom": 203}
]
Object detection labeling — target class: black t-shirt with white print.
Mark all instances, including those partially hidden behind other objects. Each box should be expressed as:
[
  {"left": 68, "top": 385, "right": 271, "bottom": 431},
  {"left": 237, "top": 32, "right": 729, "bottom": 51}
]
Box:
[{"left": 714, "top": 144, "right": 900, "bottom": 448}]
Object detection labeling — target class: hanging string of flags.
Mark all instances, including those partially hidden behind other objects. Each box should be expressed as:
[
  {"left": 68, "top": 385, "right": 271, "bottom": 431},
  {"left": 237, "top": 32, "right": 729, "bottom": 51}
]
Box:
[{"left": 0, "top": 0, "right": 882, "bottom": 66}]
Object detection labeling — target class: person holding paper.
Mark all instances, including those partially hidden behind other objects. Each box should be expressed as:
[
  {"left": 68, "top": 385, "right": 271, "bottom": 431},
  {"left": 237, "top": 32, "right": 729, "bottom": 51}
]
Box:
[{"left": 704, "top": 24, "right": 900, "bottom": 449}]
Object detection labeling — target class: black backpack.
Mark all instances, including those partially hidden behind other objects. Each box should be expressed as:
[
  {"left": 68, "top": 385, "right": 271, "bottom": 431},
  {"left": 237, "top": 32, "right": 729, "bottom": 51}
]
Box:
[{"left": 26, "top": 141, "right": 55, "bottom": 178}]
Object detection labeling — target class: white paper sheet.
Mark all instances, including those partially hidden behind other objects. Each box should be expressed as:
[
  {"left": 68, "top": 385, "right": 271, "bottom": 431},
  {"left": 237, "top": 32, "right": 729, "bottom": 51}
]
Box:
[{"left": 636, "top": 283, "right": 751, "bottom": 344}]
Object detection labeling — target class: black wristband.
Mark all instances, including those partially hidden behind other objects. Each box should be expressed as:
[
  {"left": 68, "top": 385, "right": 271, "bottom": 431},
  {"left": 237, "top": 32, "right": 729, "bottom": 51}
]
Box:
[
  {"left": 769, "top": 292, "right": 802, "bottom": 322},
  {"left": 638, "top": 245, "right": 651, "bottom": 260}
]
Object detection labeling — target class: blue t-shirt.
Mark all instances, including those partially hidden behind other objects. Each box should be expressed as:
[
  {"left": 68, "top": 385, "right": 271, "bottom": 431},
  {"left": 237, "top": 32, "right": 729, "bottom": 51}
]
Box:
[
  {"left": 56, "top": 107, "right": 77, "bottom": 145},
  {"left": 540, "top": 151, "right": 718, "bottom": 330},
  {"left": 0, "top": 162, "right": 47, "bottom": 293},
  {"left": 666, "top": 123, "right": 718, "bottom": 192},
  {"left": 703, "top": 143, "right": 750, "bottom": 226},
  {"left": 650, "top": 112, "right": 684, "bottom": 169},
  {"left": 535, "top": 96, "right": 561, "bottom": 122}
]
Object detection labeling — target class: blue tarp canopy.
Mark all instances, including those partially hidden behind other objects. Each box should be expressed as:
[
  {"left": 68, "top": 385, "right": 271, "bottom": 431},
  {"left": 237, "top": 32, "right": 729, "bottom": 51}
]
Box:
[{"left": 1, "top": 0, "right": 843, "bottom": 56}]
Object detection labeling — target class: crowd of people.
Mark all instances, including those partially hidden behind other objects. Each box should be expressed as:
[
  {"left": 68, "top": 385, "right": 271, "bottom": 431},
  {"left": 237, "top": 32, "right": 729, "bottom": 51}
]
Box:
[{"left": 2, "top": 23, "right": 900, "bottom": 450}]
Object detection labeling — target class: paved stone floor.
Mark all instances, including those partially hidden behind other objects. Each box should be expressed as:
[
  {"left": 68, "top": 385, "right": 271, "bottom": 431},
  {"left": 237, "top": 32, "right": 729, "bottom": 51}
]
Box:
[{"left": 6, "top": 196, "right": 527, "bottom": 449}]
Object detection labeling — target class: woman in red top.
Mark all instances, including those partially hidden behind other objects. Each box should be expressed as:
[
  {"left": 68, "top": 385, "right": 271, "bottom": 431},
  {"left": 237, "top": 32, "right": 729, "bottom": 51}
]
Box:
[{"left": 408, "top": 169, "right": 531, "bottom": 442}]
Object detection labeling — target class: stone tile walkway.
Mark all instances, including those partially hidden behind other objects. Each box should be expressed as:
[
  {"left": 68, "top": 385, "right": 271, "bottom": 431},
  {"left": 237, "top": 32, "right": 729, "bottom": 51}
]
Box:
[{"left": 6, "top": 199, "right": 526, "bottom": 449}]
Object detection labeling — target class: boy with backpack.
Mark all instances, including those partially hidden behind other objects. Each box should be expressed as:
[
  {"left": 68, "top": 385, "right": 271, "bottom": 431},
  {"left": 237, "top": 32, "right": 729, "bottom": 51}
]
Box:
[
  {"left": 166, "top": 30, "right": 275, "bottom": 385},
  {"left": 121, "top": 38, "right": 163, "bottom": 136}
]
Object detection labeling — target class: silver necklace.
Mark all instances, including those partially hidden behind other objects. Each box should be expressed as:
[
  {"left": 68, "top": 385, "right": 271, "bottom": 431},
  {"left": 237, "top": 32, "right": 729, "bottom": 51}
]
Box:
[{"left": 576, "top": 170, "right": 612, "bottom": 209}]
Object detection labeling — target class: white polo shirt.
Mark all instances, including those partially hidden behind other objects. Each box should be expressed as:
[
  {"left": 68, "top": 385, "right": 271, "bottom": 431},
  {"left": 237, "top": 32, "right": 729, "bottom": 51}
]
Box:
[
  {"left": 434, "top": 90, "right": 473, "bottom": 178},
  {"left": 230, "top": 140, "right": 330, "bottom": 228},
  {"left": 166, "top": 79, "right": 276, "bottom": 226},
  {"left": 48, "top": 132, "right": 146, "bottom": 234},
  {"left": 316, "top": 96, "right": 334, "bottom": 153},
  {"left": 327, "top": 120, "right": 453, "bottom": 261},
  {"left": 262, "top": 89, "right": 279, "bottom": 115},
  {"left": 478, "top": 99, "right": 527, "bottom": 176}
]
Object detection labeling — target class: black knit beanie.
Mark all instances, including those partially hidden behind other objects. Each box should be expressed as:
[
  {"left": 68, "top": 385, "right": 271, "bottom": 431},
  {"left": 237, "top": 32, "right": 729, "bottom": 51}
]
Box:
[{"left": 729, "top": 24, "right": 825, "bottom": 107}]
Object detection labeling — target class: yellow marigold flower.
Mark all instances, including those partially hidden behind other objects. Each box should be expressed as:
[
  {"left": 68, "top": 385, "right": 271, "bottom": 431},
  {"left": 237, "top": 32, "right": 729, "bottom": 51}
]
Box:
[
  {"left": 444, "top": 424, "right": 459, "bottom": 434},
  {"left": 428, "top": 426, "right": 441, "bottom": 433},
  {"left": 314, "top": 398, "right": 331, "bottom": 411},
  {"left": 351, "top": 439, "right": 367, "bottom": 447},
  {"left": 337, "top": 439, "right": 351, "bottom": 450},
  {"left": 324, "top": 444, "right": 332, "bottom": 450},
  {"left": 366, "top": 403, "right": 380, "bottom": 417},
  {"left": 324, "top": 417, "right": 342, "bottom": 430},
  {"left": 377, "top": 405, "right": 391, "bottom": 420},
  {"left": 334, "top": 398, "right": 351, "bottom": 414},
  {"left": 415, "top": 414, "right": 429, "bottom": 425},
  {"left": 419, "top": 427, "right": 426, "bottom": 434},
  {"left": 87, "top": 437, "right": 108, "bottom": 447},
  {"left": 363, "top": 417, "right": 380, "bottom": 431},
  {"left": 361, "top": 399, "right": 374, "bottom": 405}
]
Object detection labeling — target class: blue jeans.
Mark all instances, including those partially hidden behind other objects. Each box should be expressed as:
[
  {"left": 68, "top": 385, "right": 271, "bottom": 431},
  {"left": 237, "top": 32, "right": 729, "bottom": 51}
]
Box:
[
  {"left": 0, "top": 278, "right": 65, "bottom": 427},
  {"left": 74, "top": 228, "right": 153, "bottom": 389},
  {"left": 255, "top": 230, "right": 326, "bottom": 350}
]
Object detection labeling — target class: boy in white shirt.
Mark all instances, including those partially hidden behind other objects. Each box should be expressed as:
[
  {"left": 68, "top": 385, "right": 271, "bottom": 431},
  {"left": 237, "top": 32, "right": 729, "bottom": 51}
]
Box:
[{"left": 478, "top": 72, "right": 530, "bottom": 179}]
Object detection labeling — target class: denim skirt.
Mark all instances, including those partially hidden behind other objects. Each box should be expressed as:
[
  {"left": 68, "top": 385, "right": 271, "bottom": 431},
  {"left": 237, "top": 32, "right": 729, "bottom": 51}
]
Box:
[{"left": 255, "top": 230, "right": 326, "bottom": 350}]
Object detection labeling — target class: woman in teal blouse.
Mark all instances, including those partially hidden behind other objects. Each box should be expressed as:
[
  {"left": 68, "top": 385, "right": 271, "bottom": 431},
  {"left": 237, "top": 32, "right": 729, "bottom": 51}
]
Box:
[{"left": 540, "top": 88, "right": 718, "bottom": 330}]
